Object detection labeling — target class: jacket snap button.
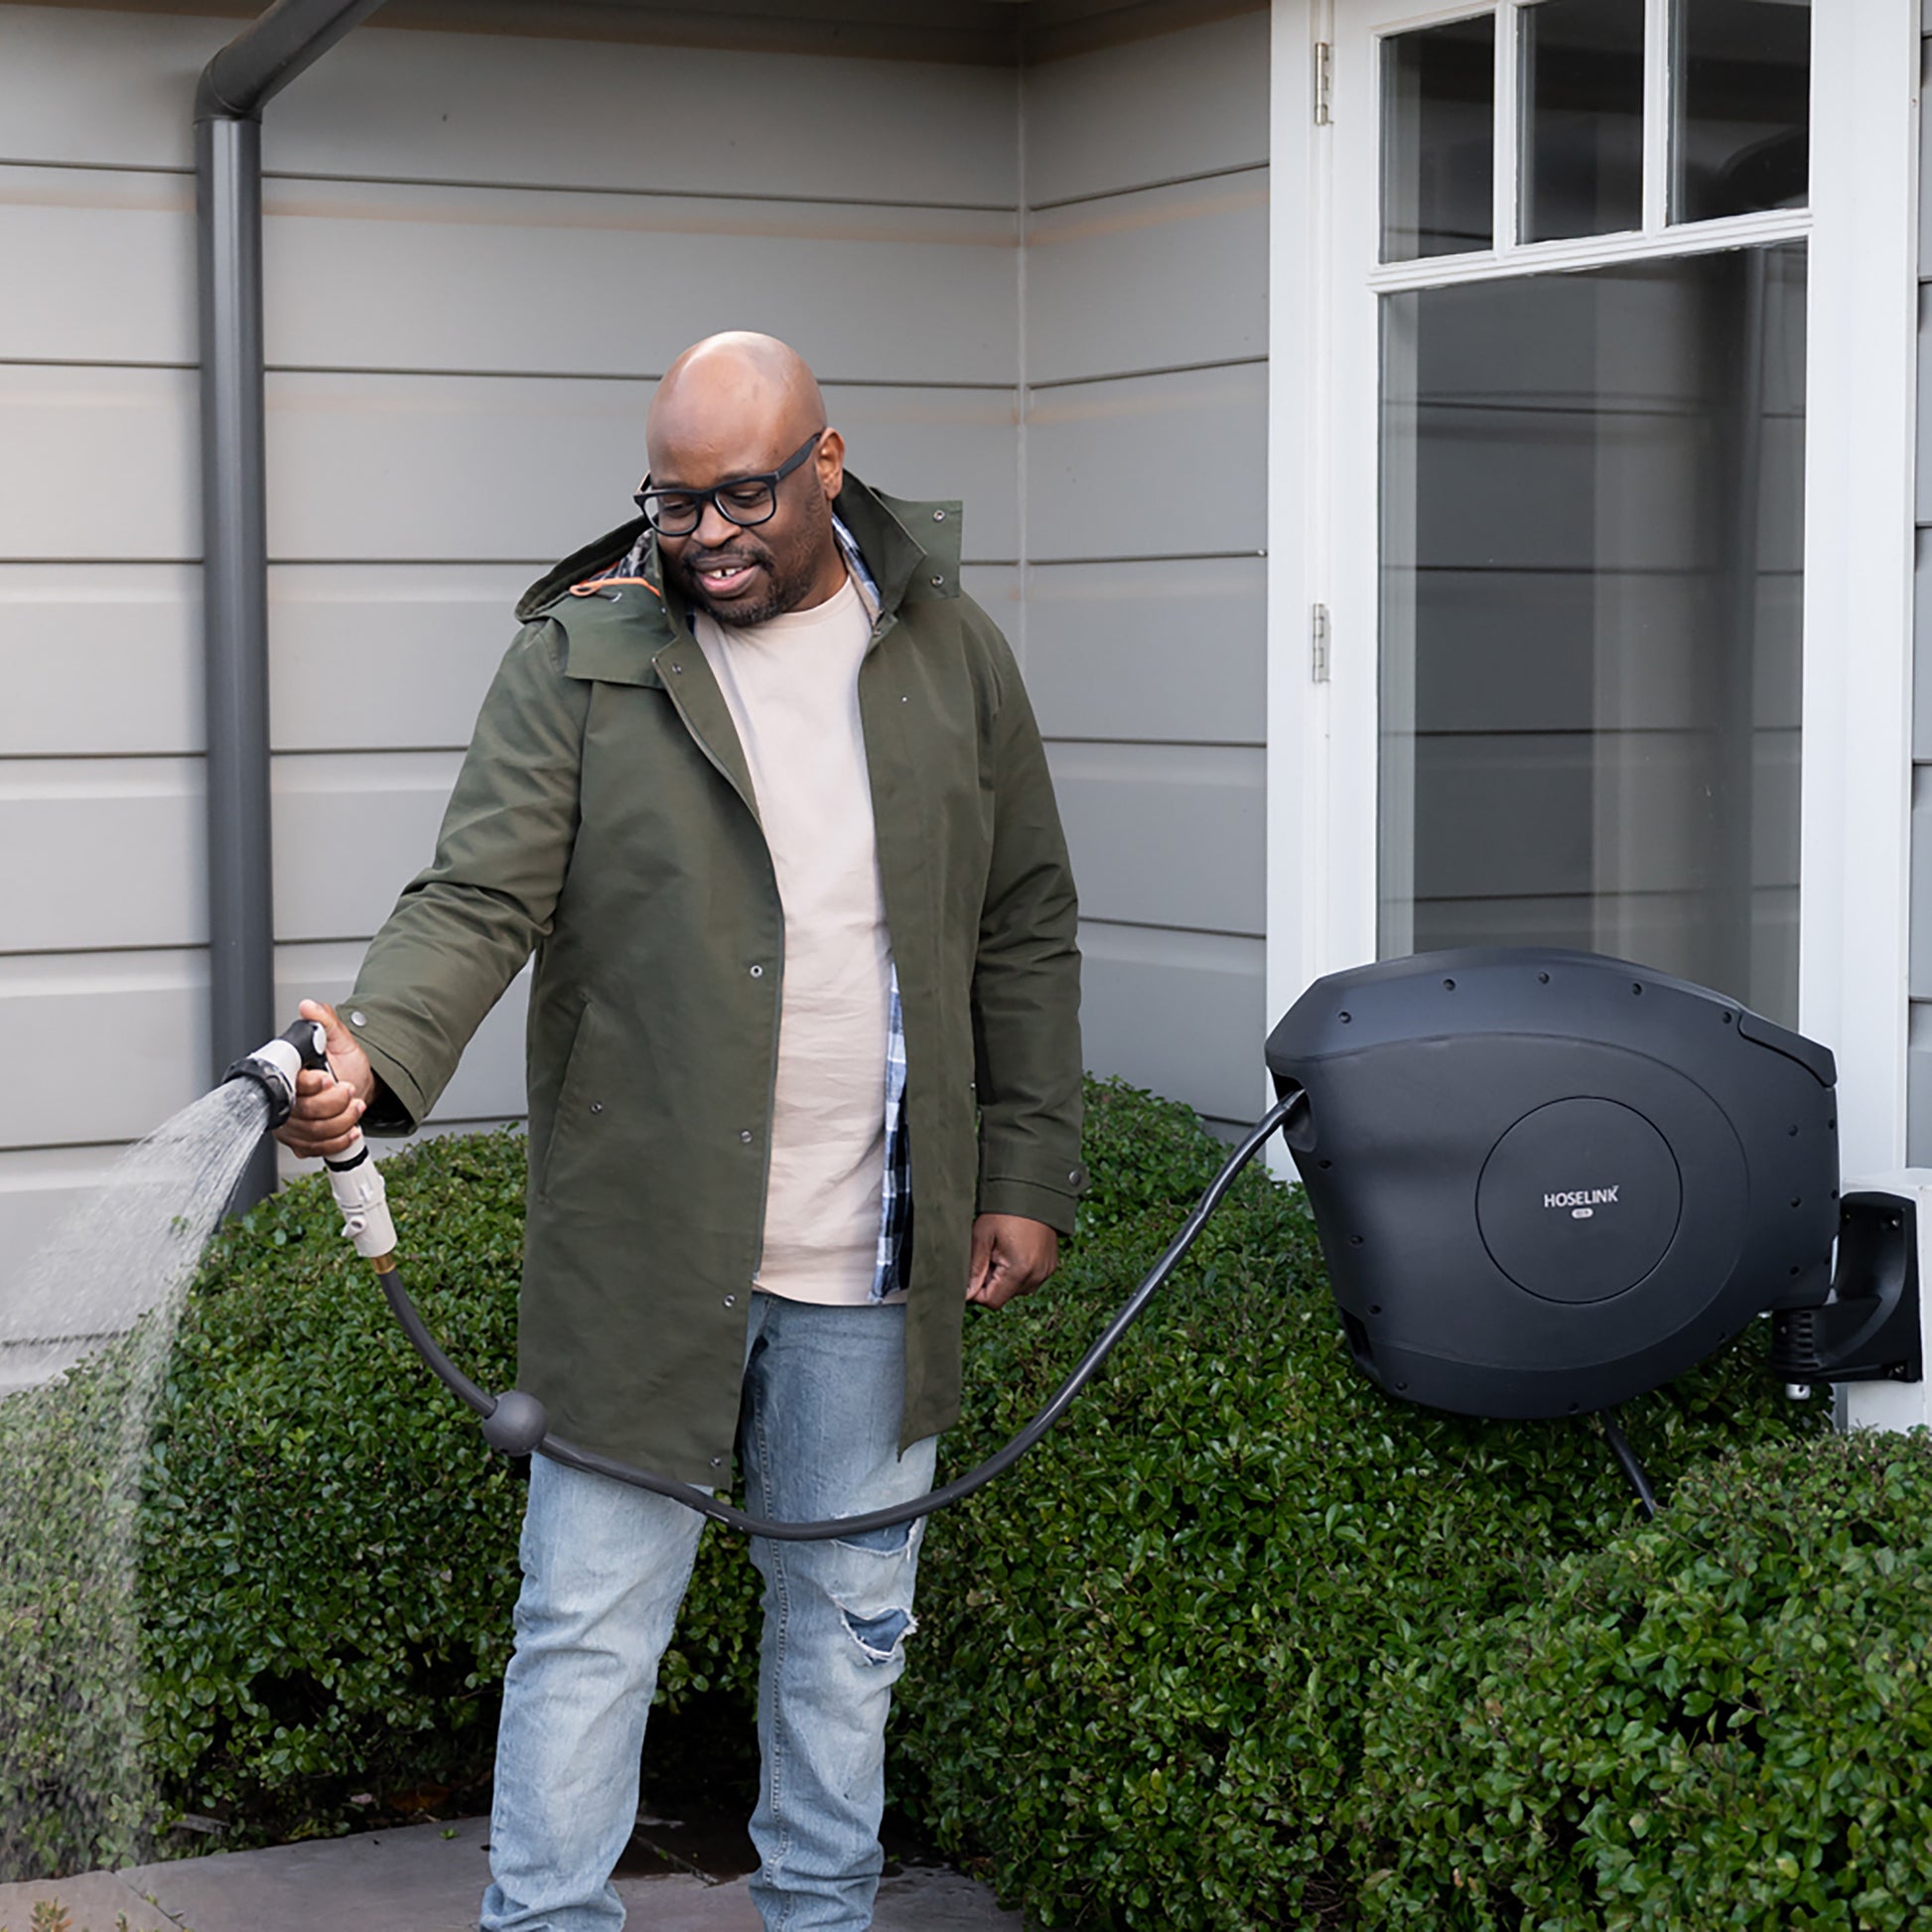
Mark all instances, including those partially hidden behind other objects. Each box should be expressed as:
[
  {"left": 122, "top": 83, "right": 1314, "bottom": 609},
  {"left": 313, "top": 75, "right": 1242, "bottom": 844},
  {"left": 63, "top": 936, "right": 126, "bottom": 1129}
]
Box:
[
  {"left": 590, "top": 1102, "right": 604, "bottom": 1115},
  {"left": 710, "top": 1455, "right": 725, "bottom": 1469},
  {"left": 1068, "top": 1169, "right": 1079, "bottom": 1182},
  {"left": 349, "top": 1011, "right": 366, "bottom": 1027},
  {"left": 740, "top": 1130, "right": 753, "bottom": 1144},
  {"left": 724, "top": 1294, "right": 736, "bottom": 1309},
  {"left": 932, "top": 508, "right": 946, "bottom": 521},
  {"left": 929, "top": 574, "right": 944, "bottom": 588},
  {"left": 749, "top": 964, "right": 763, "bottom": 978}
]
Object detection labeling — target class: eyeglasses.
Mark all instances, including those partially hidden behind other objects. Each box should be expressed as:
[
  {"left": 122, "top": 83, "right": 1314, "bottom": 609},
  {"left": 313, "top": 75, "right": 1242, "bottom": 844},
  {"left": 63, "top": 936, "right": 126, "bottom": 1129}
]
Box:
[{"left": 634, "top": 429, "right": 825, "bottom": 538}]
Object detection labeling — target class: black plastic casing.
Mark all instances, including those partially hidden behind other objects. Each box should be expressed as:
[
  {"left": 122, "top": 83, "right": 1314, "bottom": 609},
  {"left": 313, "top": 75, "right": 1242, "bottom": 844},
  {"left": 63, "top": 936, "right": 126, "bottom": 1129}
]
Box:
[{"left": 1266, "top": 947, "right": 1840, "bottom": 1419}]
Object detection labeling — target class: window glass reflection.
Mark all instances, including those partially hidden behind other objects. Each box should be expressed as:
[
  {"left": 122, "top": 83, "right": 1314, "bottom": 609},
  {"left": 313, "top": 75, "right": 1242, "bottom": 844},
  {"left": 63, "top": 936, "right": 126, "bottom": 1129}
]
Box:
[
  {"left": 1673, "top": 0, "right": 1810, "bottom": 222},
  {"left": 1520, "top": 0, "right": 1645, "bottom": 242},
  {"left": 1378, "top": 244, "right": 1807, "bottom": 1023},
  {"left": 1382, "top": 13, "right": 1495, "bottom": 261}
]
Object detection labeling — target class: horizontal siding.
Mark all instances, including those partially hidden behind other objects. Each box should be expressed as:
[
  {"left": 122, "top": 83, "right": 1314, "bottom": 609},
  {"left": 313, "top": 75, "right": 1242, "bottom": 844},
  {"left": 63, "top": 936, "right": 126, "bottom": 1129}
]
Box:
[
  {"left": 1024, "top": 557, "right": 1266, "bottom": 744},
  {"left": 1025, "top": 174, "right": 1269, "bottom": 384},
  {"left": 1021, "top": 15, "right": 1269, "bottom": 1121},
  {"left": 0, "top": 369, "right": 1020, "bottom": 567},
  {"left": 266, "top": 374, "right": 1020, "bottom": 564},
  {"left": 1078, "top": 921, "right": 1266, "bottom": 1127},
  {"left": 0, "top": 167, "right": 196, "bottom": 364},
  {"left": 269, "top": 565, "right": 532, "bottom": 753},
  {"left": 1027, "top": 361, "right": 1268, "bottom": 562},
  {"left": 0, "top": 7, "right": 1020, "bottom": 204},
  {"left": 0, "top": 948, "right": 209, "bottom": 1148},
  {"left": 0, "top": 364, "right": 199, "bottom": 562},
  {"left": 1022, "top": 9, "right": 1269, "bottom": 207},
  {"left": 1049, "top": 744, "right": 1265, "bottom": 935},
  {"left": 0, "top": 759, "right": 204, "bottom": 950},
  {"left": 0, "top": 167, "right": 1020, "bottom": 381},
  {"left": 0, "top": 565, "right": 201, "bottom": 757},
  {"left": 0, "top": 0, "right": 1025, "bottom": 1264},
  {"left": 261, "top": 181, "right": 1019, "bottom": 384}
]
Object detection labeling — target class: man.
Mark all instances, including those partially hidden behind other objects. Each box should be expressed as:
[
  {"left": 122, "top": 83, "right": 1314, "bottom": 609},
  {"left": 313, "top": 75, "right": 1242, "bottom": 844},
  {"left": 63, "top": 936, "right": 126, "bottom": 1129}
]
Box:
[{"left": 277, "top": 332, "right": 1085, "bottom": 1932}]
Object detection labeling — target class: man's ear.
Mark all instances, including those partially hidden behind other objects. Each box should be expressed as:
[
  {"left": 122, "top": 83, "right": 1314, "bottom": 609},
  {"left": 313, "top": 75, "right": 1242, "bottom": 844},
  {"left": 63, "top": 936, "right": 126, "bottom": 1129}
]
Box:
[{"left": 816, "top": 426, "right": 847, "bottom": 501}]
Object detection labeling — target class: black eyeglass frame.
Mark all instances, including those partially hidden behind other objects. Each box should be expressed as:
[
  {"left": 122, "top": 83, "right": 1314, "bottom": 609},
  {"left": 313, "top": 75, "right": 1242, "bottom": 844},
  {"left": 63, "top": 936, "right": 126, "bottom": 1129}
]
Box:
[{"left": 634, "top": 429, "right": 827, "bottom": 537}]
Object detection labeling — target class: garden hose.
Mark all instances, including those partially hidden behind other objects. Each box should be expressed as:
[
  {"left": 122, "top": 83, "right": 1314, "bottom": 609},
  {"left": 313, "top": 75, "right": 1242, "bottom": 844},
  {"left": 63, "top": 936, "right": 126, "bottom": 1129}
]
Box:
[{"left": 252, "top": 1010, "right": 1296, "bottom": 1543}]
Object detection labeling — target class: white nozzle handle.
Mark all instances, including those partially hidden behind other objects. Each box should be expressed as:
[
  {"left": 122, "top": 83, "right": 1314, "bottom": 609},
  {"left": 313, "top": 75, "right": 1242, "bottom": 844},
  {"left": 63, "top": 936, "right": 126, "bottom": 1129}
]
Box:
[{"left": 323, "top": 1130, "right": 397, "bottom": 1262}]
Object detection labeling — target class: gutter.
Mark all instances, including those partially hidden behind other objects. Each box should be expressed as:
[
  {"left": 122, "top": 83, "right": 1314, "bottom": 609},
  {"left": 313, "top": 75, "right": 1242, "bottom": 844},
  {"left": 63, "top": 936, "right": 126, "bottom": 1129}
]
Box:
[{"left": 196, "top": 0, "right": 387, "bottom": 1207}]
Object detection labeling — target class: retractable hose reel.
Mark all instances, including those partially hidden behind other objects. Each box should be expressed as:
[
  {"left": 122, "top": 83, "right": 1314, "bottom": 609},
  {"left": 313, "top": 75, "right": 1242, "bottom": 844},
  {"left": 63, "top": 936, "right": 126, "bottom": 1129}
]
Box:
[{"left": 225, "top": 946, "right": 1922, "bottom": 1537}]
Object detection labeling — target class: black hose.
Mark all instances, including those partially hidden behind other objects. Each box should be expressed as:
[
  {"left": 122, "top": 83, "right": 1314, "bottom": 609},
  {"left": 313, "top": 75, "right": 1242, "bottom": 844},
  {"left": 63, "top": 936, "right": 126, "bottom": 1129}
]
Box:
[
  {"left": 384, "top": 1092, "right": 1298, "bottom": 1542},
  {"left": 1598, "top": 1410, "right": 1658, "bottom": 1519}
]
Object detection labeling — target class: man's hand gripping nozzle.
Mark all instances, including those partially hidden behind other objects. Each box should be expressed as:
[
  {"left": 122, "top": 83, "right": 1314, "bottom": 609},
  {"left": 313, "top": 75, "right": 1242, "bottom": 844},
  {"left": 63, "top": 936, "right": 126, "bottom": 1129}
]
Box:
[{"left": 237, "top": 1017, "right": 551, "bottom": 1458}]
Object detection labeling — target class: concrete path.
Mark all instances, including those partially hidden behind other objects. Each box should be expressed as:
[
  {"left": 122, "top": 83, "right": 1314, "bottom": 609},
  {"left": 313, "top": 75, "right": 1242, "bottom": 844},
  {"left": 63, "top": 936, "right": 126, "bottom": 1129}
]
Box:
[{"left": 0, "top": 1816, "right": 1026, "bottom": 1931}]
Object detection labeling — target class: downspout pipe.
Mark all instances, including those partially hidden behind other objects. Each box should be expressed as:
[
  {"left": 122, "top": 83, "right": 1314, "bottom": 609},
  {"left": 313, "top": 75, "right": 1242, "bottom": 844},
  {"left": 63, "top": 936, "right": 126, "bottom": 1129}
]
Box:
[{"left": 196, "top": 0, "right": 386, "bottom": 1208}]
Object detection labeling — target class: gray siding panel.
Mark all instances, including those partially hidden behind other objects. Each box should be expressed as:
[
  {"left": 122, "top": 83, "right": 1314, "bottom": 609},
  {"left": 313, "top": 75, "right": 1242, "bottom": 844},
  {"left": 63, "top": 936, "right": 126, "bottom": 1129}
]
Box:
[
  {"left": 0, "top": 10, "right": 1021, "bottom": 204},
  {"left": 1917, "top": 527, "right": 1932, "bottom": 761},
  {"left": 1026, "top": 361, "right": 1268, "bottom": 562},
  {"left": 262, "top": 182, "right": 1019, "bottom": 384},
  {"left": 1048, "top": 744, "right": 1265, "bottom": 936},
  {"left": 1022, "top": 10, "right": 1270, "bottom": 207},
  {"left": 264, "top": 374, "right": 1019, "bottom": 563},
  {"left": 0, "top": 167, "right": 195, "bottom": 364},
  {"left": 272, "top": 753, "right": 463, "bottom": 941},
  {"left": 1913, "top": 763, "right": 1932, "bottom": 1002},
  {"left": 1020, "top": 15, "right": 1269, "bottom": 1121},
  {"left": 270, "top": 565, "right": 531, "bottom": 754},
  {"left": 0, "top": 950, "right": 207, "bottom": 1148},
  {"left": 0, "top": 565, "right": 201, "bottom": 757},
  {"left": 1025, "top": 557, "right": 1266, "bottom": 744},
  {"left": 1077, "top": 921, "right": 1266, "bottom": 1126},
  {"left": 0, "top": 759, "right": 203, "bottom": 950},
  {"left": 1025, "top": 175, "right": 1269, "bottom": 384},
  {"left": 0, "top": 365, "right": 198, "bottom": 561}
]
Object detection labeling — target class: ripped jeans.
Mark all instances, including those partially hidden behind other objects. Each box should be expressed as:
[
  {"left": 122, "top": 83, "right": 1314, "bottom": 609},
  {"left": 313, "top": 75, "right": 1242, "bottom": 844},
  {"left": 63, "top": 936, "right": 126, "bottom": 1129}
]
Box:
[{"left": 480, "top": 1294, "right": 937, "bottom": 1932}]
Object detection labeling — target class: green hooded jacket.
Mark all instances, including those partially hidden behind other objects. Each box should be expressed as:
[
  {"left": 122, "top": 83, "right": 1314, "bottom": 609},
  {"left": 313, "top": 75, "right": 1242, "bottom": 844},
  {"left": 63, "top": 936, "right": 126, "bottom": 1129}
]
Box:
[{"left": 343, "top": 478, "right": 1086, "bottom": 1482}]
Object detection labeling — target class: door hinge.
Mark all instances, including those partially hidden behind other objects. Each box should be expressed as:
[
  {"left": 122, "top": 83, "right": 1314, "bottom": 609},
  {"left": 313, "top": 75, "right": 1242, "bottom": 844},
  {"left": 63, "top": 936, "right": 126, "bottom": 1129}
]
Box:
[
  {"left": 1313, "top": 42, "right": 1332, "bottom": 125},
  {"left": 1311, "top": 603, "right": 1331, "bottom": 683}
]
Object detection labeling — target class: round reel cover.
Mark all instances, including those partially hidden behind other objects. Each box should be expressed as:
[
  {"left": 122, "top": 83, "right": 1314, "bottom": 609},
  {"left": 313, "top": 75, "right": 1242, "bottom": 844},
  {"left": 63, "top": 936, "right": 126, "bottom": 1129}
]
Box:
[{"left": 1265, "top": 947, "right": 1840, "bottom": 1419}]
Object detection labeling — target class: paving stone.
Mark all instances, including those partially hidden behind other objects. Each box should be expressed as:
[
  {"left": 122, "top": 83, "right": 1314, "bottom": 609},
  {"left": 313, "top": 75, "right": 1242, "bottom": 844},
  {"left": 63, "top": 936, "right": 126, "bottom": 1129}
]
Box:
[{"left": 0, "top": 1817, "right": 1026, "bottom": 1931}]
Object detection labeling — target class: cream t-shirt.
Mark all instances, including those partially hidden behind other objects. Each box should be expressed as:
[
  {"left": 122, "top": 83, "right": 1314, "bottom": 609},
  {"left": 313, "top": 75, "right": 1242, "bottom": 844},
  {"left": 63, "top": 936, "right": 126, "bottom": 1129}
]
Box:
[{"left": 694, "top": 575, "right": 893, "bottom": 1305}]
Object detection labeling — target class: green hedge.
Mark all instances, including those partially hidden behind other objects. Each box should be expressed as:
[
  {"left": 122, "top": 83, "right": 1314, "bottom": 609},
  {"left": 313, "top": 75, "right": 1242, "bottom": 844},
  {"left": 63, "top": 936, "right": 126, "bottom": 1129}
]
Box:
[
  {"left": 1347, "top": 1430, "right": 1932, "bottom": 1931},
  {"left": 134, "top": 1128, "right": 760, "bottom": 1844},
  {"left": 3, "top": 1076, "right": 1899, "bottom": 1926},
  {"left": 892, "top": 1079, "right": 1833, "bottom": 1927}
]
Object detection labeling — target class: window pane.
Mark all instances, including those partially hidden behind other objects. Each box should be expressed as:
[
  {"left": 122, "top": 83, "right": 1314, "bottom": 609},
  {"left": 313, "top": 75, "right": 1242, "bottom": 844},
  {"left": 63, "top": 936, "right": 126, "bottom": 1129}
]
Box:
[
  {"left": 1382, "top": 14, "right": 1495, "bottom": 261},
  {"left": 1672, "top": 0, "right": 1810, "bottom": 222},
  {"left": 1378, "top": 244, "right": 1807, "bottom": 1023},
  {"left": 1520, "top": 0, "right": 1645, "bottom": 242}
]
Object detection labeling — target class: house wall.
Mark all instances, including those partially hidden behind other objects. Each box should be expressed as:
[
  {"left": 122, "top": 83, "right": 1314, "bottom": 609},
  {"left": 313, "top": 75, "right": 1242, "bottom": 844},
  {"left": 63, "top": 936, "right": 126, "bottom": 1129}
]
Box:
[
  {"left": 0, "top": 0, "right": 1276, "bottom": 1272},
  {"left": 0, "top": 2, "right": 1021, "bottom": 1256},
  {"left": 1020, "top": 7, "right": 1271, "bottom": 1134}
]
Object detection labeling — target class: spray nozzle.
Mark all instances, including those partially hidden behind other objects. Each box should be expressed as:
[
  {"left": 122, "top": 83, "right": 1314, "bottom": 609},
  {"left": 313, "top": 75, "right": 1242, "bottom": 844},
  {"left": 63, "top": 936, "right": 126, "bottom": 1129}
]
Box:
[{"left": 222, "top": 1018, "right": 331, "bottom": 1131}]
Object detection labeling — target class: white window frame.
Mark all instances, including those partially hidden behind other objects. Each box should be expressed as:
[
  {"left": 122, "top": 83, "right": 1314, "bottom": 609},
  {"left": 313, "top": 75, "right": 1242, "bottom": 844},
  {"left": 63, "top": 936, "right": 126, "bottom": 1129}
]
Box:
[{"left": 1266, "top": 0, "right": 1920, "bottom": 1176}]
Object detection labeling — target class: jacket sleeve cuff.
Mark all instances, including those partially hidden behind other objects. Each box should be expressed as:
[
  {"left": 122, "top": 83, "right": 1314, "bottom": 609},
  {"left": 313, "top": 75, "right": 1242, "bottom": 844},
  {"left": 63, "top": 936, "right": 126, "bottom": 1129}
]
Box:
[
  {"left": 352, "top": 1033, "right": 430, "bottom": 1138},
  {"left": 976, "top": 1166, "right": 1088, "bottom": 1239}
]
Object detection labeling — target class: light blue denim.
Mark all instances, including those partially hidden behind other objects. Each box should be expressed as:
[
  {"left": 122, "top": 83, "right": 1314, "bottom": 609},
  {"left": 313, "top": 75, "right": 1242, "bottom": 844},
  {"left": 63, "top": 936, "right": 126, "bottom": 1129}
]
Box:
[{"left": 480, "top": 1294, "right": 937, "bottom": 1932}]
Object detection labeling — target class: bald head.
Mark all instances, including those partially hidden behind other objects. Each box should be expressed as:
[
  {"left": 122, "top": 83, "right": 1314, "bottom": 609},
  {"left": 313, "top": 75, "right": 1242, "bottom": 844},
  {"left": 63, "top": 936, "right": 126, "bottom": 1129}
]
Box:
[
  {"left": 646, "top": 333, "right": 827, "bottom": 481},
  {"left": 642, "top": 333, "right": 848, "bottom": 625}
]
